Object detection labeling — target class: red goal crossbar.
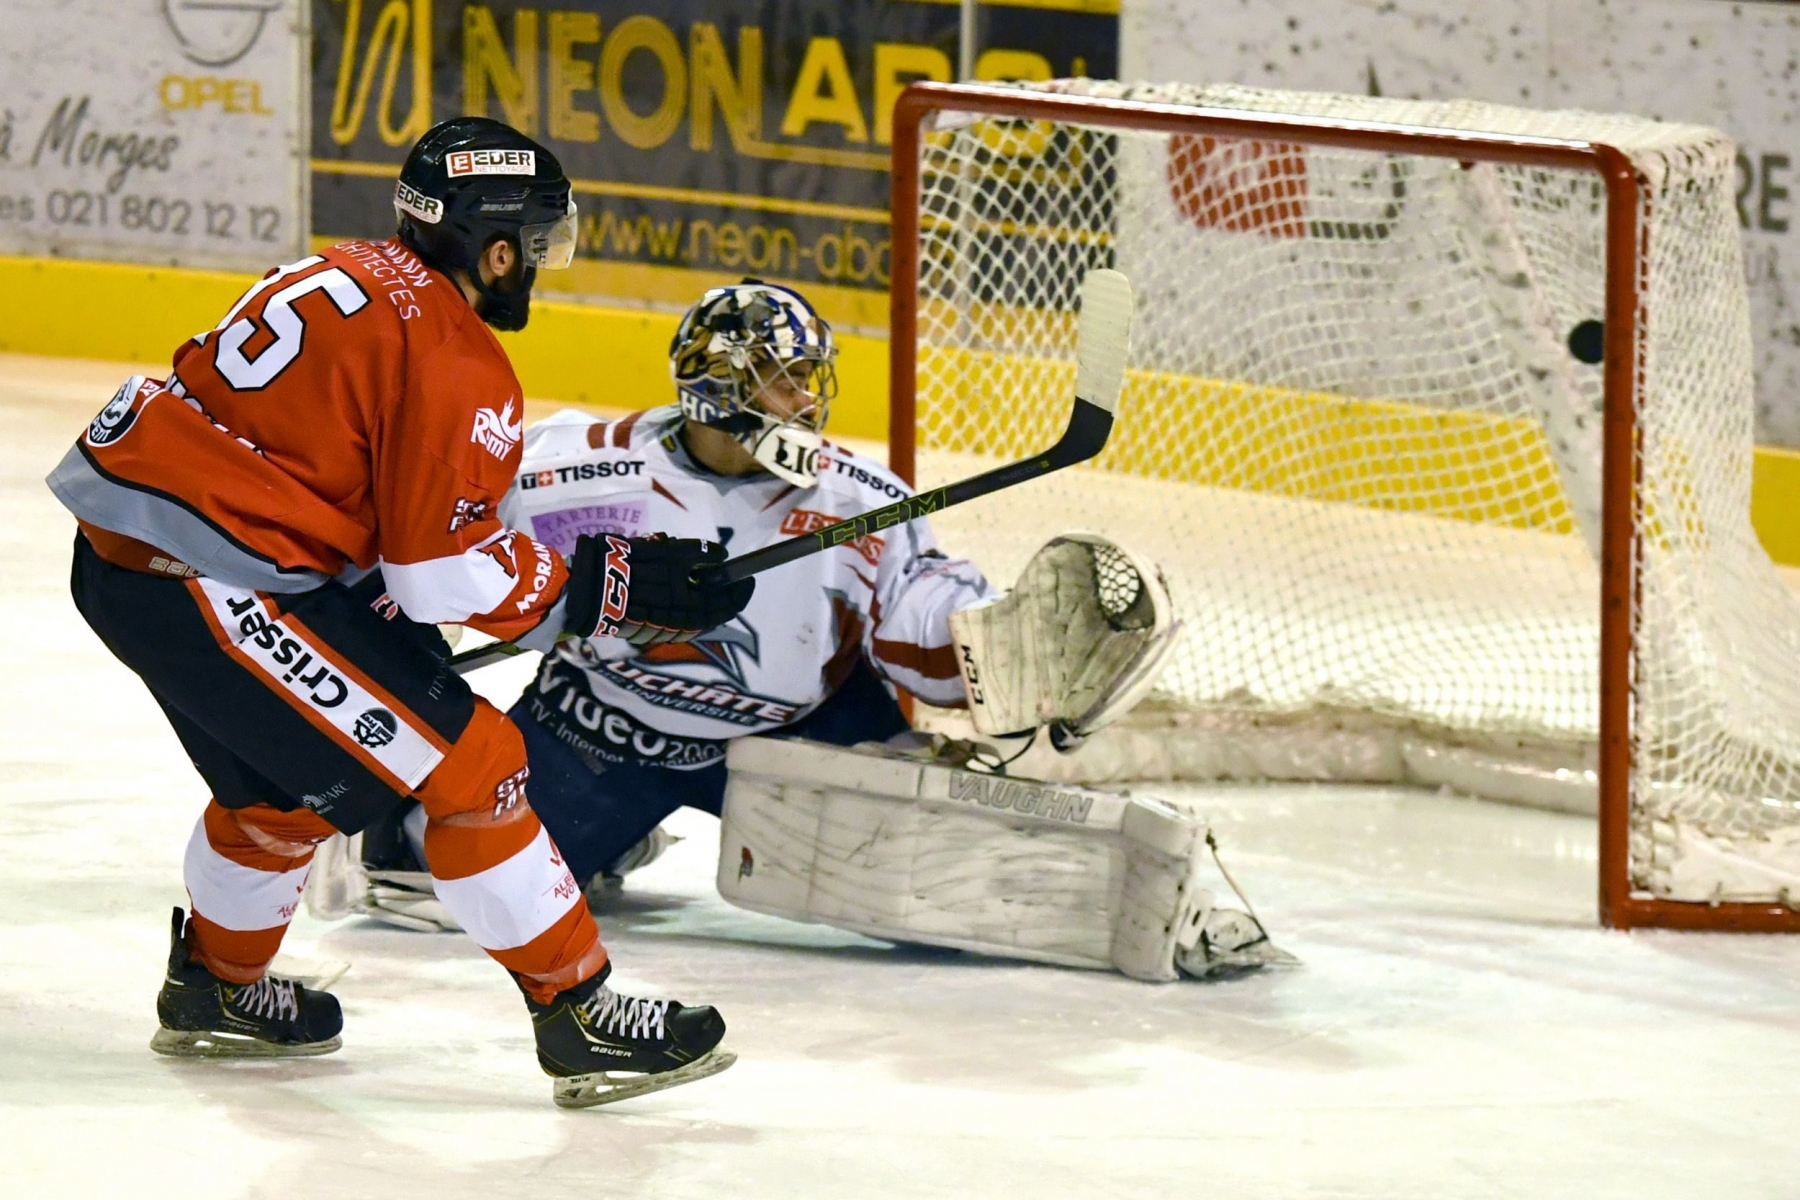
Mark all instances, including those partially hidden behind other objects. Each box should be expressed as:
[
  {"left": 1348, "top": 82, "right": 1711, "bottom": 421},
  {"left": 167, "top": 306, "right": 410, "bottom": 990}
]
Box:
[{"left": 885, "top": 80, "right": 1800, "bottom": 932}]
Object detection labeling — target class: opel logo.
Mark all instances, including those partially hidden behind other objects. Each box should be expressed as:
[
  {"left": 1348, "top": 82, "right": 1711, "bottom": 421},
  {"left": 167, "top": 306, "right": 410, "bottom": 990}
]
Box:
[{"left": 162, "top": 0, "right": 282, "bottom": 68}]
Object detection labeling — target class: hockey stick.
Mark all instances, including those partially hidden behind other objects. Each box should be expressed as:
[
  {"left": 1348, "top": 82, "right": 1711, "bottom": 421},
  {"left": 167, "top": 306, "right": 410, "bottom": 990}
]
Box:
[{"left": 448, "top": 268, "right": 1134, "bottom": 676}]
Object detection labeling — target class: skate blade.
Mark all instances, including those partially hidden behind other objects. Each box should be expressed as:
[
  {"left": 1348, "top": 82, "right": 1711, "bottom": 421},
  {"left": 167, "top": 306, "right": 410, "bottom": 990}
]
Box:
[
  {"left": 1177, "top": 937, "right": 1301, "bottom": 980},
  {"left": 552, "top": 1046, "right": 737, "bottom": 1109},
  {"left": 150, "top": 1027, "right": 343, "bottom": 1059}
]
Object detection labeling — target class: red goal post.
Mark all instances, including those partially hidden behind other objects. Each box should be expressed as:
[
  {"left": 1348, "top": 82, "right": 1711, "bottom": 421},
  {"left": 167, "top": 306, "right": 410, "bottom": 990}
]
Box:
[{"left": 885, "top": 79, "right": 1800, "bottom": 932}]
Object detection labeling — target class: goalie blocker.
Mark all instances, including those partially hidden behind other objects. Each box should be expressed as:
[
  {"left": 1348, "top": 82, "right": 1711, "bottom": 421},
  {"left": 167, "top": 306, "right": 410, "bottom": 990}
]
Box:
[{"left": 718, "top": 736, "right": 1294, "bottom": 981}]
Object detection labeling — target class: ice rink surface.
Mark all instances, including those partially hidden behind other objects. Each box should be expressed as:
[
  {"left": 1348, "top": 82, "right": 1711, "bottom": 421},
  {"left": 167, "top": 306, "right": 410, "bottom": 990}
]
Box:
[{"left": 5, "top": 353, "right": 1799, "bottom": 1200}]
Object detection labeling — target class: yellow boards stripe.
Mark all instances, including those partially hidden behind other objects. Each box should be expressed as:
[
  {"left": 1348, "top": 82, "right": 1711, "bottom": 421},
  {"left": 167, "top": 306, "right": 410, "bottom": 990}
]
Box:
[{"left": 8, "top": 252, "right": 1800, "bottom": 566}]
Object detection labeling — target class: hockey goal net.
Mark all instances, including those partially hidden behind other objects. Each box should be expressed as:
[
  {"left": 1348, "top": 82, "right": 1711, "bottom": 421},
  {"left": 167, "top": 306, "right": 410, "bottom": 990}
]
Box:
[{"left": 888, "top": 79, "right": 1800, "bottom": 930}]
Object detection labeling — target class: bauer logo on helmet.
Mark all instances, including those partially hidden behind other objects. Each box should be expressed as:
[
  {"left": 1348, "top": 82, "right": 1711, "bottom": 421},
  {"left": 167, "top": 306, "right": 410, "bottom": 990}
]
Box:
[{"left": 446, "top": 149, "right": 536, "bottom": 177}]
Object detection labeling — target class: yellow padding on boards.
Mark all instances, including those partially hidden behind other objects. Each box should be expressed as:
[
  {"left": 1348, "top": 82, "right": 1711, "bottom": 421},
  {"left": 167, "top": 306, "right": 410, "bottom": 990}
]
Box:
[
  {"left": 923, "top": 348, "right": 1577, "bottom": 533},
  {"left": 0, "top": 254, "right": 891, "bottom": 442},
  {"left": 6, "top": 253, "right": 1799, "bottom": 565},
  {"left": 920, "top": 344, "right": 1800, "bottom": 562}
]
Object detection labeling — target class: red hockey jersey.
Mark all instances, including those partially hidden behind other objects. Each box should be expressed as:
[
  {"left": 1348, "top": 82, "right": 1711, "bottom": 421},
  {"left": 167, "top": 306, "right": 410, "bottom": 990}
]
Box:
[{"left": 47, "top": 238, "right": 568, "bottom": 645}]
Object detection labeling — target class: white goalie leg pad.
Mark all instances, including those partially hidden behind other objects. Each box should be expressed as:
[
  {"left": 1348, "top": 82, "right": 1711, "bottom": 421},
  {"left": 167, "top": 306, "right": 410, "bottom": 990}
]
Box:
[
  {"left": 717, "top": 736, "right": 1291, "bottom": 981},
  {"left": 302, "top": 831, "right": 366, "bottom": 922},
  {"left": 949, "top": 534, "right": 1181, "bottom": 744},
  {"left": 302, "top": 823, "right": 463, "bottom": 934}
]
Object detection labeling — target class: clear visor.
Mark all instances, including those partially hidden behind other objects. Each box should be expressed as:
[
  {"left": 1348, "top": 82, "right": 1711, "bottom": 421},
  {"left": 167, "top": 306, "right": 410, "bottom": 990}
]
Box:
[{"left": 520, "top": 200, "right": 578, "bottom": 270}]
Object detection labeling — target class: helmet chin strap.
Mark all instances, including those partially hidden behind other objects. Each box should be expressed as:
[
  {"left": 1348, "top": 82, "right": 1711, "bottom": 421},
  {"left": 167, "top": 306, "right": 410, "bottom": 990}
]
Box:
[
  {"left": 472, "top": 259, "right": 536, "bottom": 332},
  {"left": 744, "top": 421, "right": 823, "bottom": 487}
]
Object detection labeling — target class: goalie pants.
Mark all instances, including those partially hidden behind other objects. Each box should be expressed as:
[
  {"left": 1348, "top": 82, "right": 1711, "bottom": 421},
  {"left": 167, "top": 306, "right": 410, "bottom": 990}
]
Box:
[
  {"left": 509, "top": 658, "right": 911, "bottom": 889},
  {"left": 70, "top": 534, "right": 604, "bottom": 1002}
]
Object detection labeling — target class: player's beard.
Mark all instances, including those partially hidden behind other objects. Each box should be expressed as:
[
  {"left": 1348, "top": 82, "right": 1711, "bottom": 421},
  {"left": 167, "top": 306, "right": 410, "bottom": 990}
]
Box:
[{"left": 475, "top": 260, "right": 536, "bottom": 332}]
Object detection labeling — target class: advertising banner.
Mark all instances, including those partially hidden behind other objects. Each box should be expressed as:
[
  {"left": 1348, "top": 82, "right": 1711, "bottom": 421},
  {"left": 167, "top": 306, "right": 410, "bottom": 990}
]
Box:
[
  {"left": 0, "top": 0, "right": 308, "bottom": 270},
  {"left": 312, "top": 0, "right": 1118, "bottom": 331},
  {"left": 1121, "top": 0, "right": 1800, "bottom": 445}
]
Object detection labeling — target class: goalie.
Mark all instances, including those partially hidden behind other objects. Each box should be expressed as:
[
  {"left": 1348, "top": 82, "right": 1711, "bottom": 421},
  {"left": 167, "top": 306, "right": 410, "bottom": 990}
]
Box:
[{"left": 309, "top": 279, "right": 1289, "bottom": 981}]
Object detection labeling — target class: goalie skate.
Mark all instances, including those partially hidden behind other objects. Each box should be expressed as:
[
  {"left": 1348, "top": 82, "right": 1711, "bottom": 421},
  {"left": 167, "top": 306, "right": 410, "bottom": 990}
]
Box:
[
  {"left": 586, "top": 825, "right": 682, "bottom": 902},
  {"left": 150, "top": 907, "right": 343, "bottom": 1059},
  {"left": 1176, "top": 905, "right": 1299, "bottom": 980},
  {"left": 528, "top": 965, "right": 736, "bottom": 1108}
]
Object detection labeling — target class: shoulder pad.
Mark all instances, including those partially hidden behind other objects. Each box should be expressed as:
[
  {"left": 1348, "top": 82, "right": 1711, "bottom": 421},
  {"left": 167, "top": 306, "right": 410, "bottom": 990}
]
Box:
[{"left": 520, "top": 414, "right": 599, "bottom": 467}]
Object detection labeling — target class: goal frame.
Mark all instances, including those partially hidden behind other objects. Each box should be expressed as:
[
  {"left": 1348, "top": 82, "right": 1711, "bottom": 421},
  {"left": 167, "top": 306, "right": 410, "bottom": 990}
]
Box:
[{"left": 885, "top": 80, "right": 1800, "bottom": 933}]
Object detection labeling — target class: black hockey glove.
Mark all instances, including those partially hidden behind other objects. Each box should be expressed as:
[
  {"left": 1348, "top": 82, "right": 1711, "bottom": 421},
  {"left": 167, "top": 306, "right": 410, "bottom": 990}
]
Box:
[{"left": 563, "top": 534, "right": 754, "bottom": 648}]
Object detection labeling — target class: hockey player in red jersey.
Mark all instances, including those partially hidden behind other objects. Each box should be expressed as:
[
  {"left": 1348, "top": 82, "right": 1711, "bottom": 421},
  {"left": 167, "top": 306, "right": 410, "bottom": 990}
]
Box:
[{"left": 45, "top": 117, "right": 749, "bottom": 1107}]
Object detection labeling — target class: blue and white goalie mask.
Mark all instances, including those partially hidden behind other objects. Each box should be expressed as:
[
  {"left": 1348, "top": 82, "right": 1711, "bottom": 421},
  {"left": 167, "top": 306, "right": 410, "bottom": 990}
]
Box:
[{"left": 669, "top": 281, "right": 838, "bottom": 487}]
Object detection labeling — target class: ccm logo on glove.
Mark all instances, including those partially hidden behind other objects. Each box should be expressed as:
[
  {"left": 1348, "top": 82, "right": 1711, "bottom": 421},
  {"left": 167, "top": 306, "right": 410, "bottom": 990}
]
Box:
[
  {"left": 594, "top": 535, "right": 631, "bottom": 638},
  {"left": 565, "top": 533, "right": 754, "bottom": 647}
]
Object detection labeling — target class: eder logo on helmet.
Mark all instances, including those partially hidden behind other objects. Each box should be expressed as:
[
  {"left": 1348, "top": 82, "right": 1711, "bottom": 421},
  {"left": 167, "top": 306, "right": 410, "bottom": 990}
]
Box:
[
  {"left": 446, "top": 149, "right": 536, "bottom": 177},
  {"left": 394, "top": 181, "right": 442, "bottom": 224}
]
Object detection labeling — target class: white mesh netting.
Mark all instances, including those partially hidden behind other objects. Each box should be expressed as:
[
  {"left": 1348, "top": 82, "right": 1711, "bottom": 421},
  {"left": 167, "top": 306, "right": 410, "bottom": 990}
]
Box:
[{"left": 903, "top": 79, "right": 1800, "bottom": 905}]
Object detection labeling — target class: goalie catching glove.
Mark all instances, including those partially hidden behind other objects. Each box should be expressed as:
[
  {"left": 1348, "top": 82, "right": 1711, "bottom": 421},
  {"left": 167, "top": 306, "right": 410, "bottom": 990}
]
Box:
[
  {"left": 563, "top": 534, "right": 755, "bottom": 648},
  {"left": 949, "top": 533, "right": 1180, "bottom": 750}
]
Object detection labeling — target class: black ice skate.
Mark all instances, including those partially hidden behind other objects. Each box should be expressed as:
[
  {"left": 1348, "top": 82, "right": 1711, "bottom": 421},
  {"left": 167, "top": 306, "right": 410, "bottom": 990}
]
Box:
[
  {"left": 527, "top": 964, "right": 735, "bottom": 1108},
  {"left": 150, "top": 907, "right": 343, "bottom": 1058}
]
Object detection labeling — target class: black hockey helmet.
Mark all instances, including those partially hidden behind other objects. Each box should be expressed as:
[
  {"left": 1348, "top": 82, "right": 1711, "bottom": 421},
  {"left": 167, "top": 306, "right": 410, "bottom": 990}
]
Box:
[{"left": 394, "top": 117, "right": 577, "bottom": 276}]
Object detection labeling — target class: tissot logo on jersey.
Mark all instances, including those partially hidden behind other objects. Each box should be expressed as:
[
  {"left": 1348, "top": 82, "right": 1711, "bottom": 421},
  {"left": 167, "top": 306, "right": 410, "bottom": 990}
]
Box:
[
  {"left": 828, "top": 458, "right": 908, "bottom": 499},
  {"left": 472, "top": 398, "right": 523, "bottom": 458},
  {"left": 518, "top": 460, "right": 644, "bottom": 489},
  {"left": 446, "top": 148, "right": 536, "bottom": 177}
]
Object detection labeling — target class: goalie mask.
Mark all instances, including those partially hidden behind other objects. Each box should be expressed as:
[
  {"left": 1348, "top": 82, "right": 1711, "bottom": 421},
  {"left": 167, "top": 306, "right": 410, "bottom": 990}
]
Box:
[{"left": 670, "top": 280, "right": 838, "bottom": 487}]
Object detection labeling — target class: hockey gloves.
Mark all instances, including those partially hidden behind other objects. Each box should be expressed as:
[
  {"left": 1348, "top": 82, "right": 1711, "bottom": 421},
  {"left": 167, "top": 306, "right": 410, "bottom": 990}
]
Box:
[{"left": 564, "top": 534, "right": 754, "bottom": 648}]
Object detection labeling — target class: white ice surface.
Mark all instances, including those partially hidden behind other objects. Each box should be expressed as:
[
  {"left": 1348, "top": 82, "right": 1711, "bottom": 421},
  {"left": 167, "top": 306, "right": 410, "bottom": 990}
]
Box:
[{"left": 5, "top": 355, "right": 1800, "bottom": 1199}]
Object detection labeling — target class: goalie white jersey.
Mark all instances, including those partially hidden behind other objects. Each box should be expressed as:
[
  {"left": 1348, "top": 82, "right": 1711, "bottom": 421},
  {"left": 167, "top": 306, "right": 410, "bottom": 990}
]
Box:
[{"left": 498, "top": 407, "right": 993, "bottom": 769}]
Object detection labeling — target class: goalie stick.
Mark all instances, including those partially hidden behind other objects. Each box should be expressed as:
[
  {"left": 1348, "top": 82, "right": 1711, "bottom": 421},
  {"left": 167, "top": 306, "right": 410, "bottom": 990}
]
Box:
[{"left": 447, "top": 268, "right": 1135, "bottom": 676}]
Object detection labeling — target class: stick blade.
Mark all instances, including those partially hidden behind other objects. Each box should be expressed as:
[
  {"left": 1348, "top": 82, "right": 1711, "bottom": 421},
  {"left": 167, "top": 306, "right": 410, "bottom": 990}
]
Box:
[{"left": 1074, "top": 269, "right": 1135, "bottom": 414}]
